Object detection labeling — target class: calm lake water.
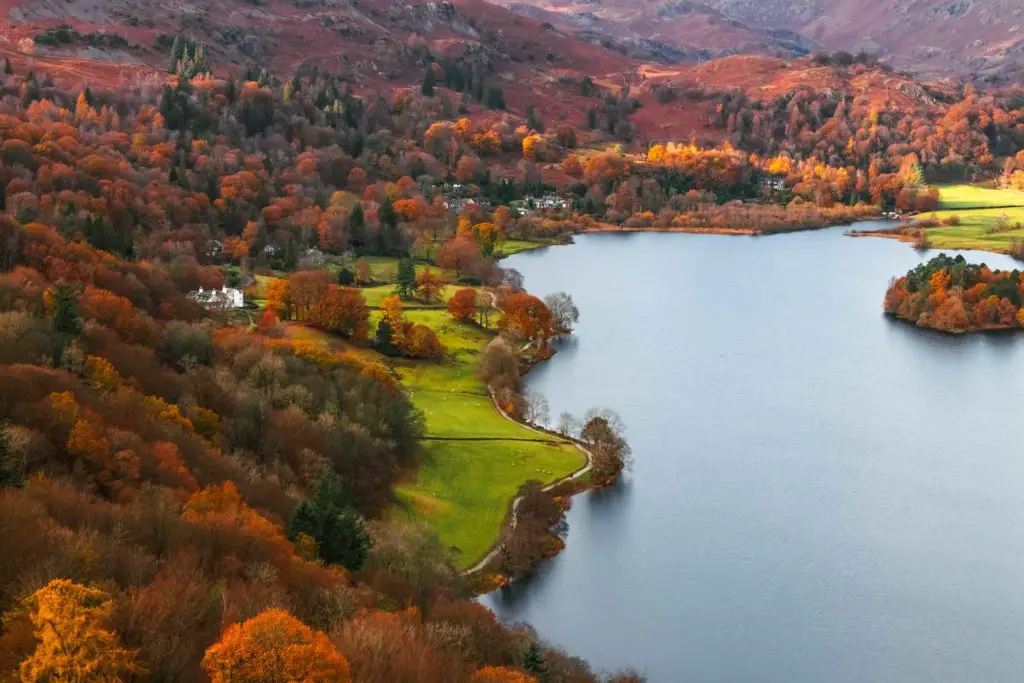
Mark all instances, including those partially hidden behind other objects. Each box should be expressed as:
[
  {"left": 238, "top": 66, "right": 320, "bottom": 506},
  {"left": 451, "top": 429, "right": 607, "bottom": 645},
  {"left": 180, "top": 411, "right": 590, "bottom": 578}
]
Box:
[{"left": 483, "top": 224, "right": 1024, "bottom": 683}]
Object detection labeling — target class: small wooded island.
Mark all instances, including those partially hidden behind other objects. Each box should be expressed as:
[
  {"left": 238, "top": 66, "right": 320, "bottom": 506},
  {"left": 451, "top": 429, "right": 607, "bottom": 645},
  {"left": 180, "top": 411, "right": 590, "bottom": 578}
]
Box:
[{"left": 884, "top": 254, "right": 1024, "bottom": 333}]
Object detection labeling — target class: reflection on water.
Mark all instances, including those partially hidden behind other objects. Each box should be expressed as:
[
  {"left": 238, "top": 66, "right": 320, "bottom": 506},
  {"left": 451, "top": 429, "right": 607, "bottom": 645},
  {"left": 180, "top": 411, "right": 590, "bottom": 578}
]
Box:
[{"left": 482, "top": 225, "right": 1024, "bottom": 683}]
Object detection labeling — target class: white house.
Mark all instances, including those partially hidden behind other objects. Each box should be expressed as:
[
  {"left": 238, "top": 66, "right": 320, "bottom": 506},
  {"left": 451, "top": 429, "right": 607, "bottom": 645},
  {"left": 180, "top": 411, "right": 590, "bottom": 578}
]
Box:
[{"left": 190, "top": 286, "right": 244, "bottom": 310}]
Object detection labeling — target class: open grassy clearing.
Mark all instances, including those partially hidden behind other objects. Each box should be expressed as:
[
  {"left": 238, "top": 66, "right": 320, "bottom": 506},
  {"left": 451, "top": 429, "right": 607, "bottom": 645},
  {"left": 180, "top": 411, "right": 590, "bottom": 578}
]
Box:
[
  {"left": 498, "top": 239, "right": 553, "bottom": 256},
  {"left": 916, "top": 186, "right": 1024, "bottom": 252},
  {"left": 918, "top": 207, "right": 1024, "bottom": 251},
  {"left": 394, "top": 439, "right": 584, "bottom": 565},
  {"left": 243, "top": 274, "right": 275, "bottom": 307},
  {"left": 936, "top": 184, "right": 1024, "bottom": 210},
  {"left": 360, "top": 283, "right": 461, "bottom": 308},
  {"left": 269, "top": 281, "right": 581, "bottom": 567}
]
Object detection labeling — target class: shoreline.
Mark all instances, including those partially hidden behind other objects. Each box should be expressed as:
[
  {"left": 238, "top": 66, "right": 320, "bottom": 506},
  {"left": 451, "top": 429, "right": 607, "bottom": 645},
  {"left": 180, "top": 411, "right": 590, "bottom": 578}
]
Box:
[
  {"left": 847, "top": 226, "right": 1023, "bottom": 259},
  {"left": 462, "top": 389, "right": 595, "bottom": 578},
  {"left": 580, "top": 216, "right": 883, "bottom": 238},
  {"left": 582, "top": 224, "right": 757, "bottom": 236},
  {"left": 465, "top": 217, "right": 888, "bottom": 587}
]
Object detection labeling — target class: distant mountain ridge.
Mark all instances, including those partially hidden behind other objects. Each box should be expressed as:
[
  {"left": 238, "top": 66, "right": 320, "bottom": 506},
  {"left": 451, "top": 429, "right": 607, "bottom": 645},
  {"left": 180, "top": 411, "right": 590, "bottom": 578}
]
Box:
[{"left": 490, "top": 0, "right": 1024, "bottom": 81}]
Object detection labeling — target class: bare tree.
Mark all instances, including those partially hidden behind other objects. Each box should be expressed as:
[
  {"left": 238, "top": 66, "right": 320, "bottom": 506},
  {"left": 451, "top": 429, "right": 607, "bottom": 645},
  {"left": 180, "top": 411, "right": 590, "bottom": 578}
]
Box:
[
  {"left": 523, "top": 390, "right": 550, "bottom": 427},
  {"left": 556, "top": 411, "right": 580, "bottom": 438},
  {"left": 544, "top": 291, "right": 580, "bottom": 334},
  {"left": 479, "top": 337, "right": 519, "bottom": 392},
  {"left": 502, "top": 267, "right": 525, "bottom": 292}
]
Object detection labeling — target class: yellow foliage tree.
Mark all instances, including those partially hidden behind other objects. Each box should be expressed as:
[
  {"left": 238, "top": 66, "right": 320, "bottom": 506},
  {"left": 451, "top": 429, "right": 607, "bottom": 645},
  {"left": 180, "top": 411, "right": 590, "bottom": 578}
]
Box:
[
  {"left": 380, "top": 295, "right": 404, "bottom": 326},
  {"left": 19, "top": 579, "right": 139, "bottom": 683},
  {"left": 415, "top": 267, "right": 443, "bottom": 304},
  {"left": 202, "top": 609, "right": 350, "bottom": 683},
  {"left": 85, "top": 355, "right": 120, "bottom": 395}
]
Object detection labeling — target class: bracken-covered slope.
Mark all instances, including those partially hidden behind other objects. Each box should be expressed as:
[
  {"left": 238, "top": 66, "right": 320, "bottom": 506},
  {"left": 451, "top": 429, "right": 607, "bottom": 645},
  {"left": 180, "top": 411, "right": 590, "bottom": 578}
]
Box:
[
  {"left": 701, "top": 0, "right": 1024, "bottom": 81},
  {"left": 0, "top": 0, "right": 638, "bottom": 125},
  {"left": 0, "top": 0, "right": 984, "bottom": 145},
  {"left": 493, "top": 0, "right": 1024, "bottom": 82},
  {"left": 494, "top": 0, "right": 815, "bottom": 63}
]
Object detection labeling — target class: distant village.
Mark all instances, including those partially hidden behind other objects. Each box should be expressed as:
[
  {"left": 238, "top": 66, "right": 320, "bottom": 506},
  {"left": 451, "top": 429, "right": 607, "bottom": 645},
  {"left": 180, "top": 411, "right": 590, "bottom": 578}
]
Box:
[{"left": 440, "top": 183, "right": 572, "bottom": 215}]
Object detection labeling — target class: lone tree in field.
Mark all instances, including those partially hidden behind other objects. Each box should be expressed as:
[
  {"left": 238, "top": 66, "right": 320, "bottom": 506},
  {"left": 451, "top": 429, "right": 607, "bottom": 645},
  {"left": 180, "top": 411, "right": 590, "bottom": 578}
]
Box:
[
  {"left": 447, "top": 287, "right": 478, "bottom": 322},
  {"left": 416, "top": 266, "right": 443, "bottom": 303},
  {"left": 523, "top": 390, "right": 550, "bottom": 427}
]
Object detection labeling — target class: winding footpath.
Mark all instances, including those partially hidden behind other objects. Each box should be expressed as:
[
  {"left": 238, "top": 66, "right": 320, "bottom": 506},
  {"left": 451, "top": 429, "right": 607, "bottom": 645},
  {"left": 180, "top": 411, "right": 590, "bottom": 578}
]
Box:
[{"left": 462, "top": 391, "right": 595, "bottom": 576}]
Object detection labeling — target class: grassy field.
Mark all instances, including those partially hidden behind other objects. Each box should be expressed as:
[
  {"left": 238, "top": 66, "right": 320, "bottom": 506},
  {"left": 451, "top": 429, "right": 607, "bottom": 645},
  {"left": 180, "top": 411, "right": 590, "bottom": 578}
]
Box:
[
  {"left": 268, "top": 269, "right": 581, "bottom": 567},
  {"left": 499, "top": 239, "right": 553, "bottom": 256},
  {"left": 387, "top": 306, "right": 583, "bottom": 563},
  {"left": 936, "top": 184, "right": 1024, "bottom": 210},
  {"left": 916, "top": 185, "right": 1024, "bottom": 252},
  {"left": 394, "top": 439, "right": 582, "bottom": 565},
  {"left": 360, "top": 283, "right": 461, "bottom": 309}
]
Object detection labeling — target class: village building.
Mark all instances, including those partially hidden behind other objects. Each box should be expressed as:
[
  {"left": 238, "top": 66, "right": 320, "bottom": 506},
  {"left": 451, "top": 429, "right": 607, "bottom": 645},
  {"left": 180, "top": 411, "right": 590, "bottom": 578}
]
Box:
[{"left": 189, "top": 286, "right": 244, "bottom": 310}]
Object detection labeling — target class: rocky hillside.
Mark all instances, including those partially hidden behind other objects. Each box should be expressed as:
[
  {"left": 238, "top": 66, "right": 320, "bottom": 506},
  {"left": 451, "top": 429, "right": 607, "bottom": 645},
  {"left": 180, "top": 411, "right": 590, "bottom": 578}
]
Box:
[
  {"left": 0, "top": 0, "right": 657, "bottom": 136},
  {"left": 496, "top": 0, "right": 815, "bottom": 62},
  {"left": 492, "top": 0, "right": 1024, "bottom": 81}
]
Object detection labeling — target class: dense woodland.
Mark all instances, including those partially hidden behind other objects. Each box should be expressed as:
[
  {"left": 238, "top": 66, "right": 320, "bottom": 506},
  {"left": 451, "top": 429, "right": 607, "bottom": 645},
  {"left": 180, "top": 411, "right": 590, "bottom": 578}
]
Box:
[
  {"left": 0, "top": 31, "right": 1023, "bottom": 680},
  {"left": 0, "top": 61, "right": 646, "bottom": 682},
  {"left": 884, "top": 254, "right": 1024, "bottom": 332}
]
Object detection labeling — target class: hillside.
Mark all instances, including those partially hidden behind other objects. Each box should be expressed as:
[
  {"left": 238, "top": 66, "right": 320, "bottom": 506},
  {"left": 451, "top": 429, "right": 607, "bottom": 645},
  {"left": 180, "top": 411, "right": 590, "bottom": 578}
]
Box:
[
  {"left": 498, "top": 0, "right": 814, "bottom": 62},
  {"left": 493, "top": 0, "right": 1024, "bottom": 82},
  {"left": 0, "top": 0, "right": 639, "bottom": 129}
]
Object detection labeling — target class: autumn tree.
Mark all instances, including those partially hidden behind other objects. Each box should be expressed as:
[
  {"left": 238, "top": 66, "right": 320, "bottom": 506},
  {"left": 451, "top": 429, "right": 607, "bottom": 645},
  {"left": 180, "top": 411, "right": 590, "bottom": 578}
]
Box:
[
  {"left": 447, "top": 287, "right": 478, "bottom": 322},
  {"left": 436, "top": 236, "right": 485, "bottom": 279},
  {"left": 265, "top": 278, "right": 293, "bottom": 320},
  {"left": 380, "top": 295, "right": 404, "bottom": 327},
  {"left": 289, "top": 270, "right": 332, "bottom": 321},
  {"left": 396, "top": 323, "right": 445, "bottom": 359},
  {"left": 19, "top": 579, "right": 139, "bottom": 683},
  {"left": 202, "top": 609, "right": 350, "bottom": 683},
  {"left": 499, "top": 293, "right": 553, "bottom": 343},
  {"left": 310, "top": 285, "right": 369, "bottom": 340},
  {"left": 255, "top": 309, "right": 281, "bottom": 336},
  {"left": 416, "top": 267, "right": 443, "bottom": 303},
  {"left": 354, "top": 257, "right": 371, "bottom": 285},
  {"left": 472, "top": 666, "right": 537, "bottom": 683}
]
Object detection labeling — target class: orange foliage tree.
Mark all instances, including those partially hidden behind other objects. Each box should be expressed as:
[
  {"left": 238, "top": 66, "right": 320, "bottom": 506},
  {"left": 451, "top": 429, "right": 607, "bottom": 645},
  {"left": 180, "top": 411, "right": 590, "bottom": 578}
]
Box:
[
  {"left": 202, "top": 609, "right": 350, "bottom": 683},
  {"left": 265, "top": 278, "right": 293, "bottom": 320},
  {"left": 499, "top": 293, "right": 553, "bottom": 342},
  {"left": 288, "top": 270, "right": 331, "bottom": 321},
  {"left": 472, "top": 666, "right": 538, "bottom": 683},
  {"left": 309, "top": 285, "right": 369, "bottom": 340},
  {"left": 447, "top": 287, "right": 478, "bottom": 322}
]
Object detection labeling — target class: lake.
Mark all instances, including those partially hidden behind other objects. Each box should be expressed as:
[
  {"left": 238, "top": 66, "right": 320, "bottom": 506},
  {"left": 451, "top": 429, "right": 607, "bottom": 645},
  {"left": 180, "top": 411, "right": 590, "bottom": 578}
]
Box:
[{"left": 483, "top": 224, "right": 1024, "bottom": 683}]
